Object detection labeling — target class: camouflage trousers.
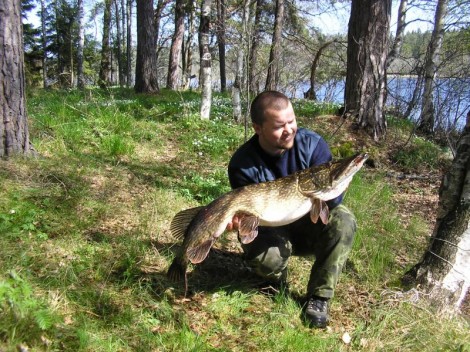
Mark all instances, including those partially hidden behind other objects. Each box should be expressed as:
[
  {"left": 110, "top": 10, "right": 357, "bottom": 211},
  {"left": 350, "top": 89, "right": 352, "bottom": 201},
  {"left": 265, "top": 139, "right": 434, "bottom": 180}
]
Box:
[{"left": 241, "top": 204, "right": 357, "bottom": 299}]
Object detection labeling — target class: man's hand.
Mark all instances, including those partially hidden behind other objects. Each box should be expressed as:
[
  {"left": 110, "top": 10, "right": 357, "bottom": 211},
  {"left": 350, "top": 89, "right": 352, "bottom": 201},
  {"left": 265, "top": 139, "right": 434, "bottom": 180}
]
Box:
[{"left": 226, "top": 215, "right": 240, "bottom": 231}]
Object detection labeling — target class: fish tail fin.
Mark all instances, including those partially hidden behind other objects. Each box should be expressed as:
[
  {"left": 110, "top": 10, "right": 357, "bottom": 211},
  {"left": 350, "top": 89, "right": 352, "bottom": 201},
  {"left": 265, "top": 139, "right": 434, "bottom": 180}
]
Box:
[
  {"left": 167, "top": 257, "right": 187, "bottom": 282},
  {"left": 167, "top": 257, "right": 189, "bottom": 296}
]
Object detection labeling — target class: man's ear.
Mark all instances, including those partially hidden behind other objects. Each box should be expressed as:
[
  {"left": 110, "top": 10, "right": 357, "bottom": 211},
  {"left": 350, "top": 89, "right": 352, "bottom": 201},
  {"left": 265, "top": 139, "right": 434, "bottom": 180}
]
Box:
[{"left": 253, "top": 123, "right": 262, "bottom": 135}]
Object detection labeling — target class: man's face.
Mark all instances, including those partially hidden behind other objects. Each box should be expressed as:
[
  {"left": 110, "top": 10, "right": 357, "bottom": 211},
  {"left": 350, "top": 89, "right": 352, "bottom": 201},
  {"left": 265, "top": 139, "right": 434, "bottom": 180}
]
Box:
[{"left": 253, "top": 102, "right": 297, "bottom": 156}]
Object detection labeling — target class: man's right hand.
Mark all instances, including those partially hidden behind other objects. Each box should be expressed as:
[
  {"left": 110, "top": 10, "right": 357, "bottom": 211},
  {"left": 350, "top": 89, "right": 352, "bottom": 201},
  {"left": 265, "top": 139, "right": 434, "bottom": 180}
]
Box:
[{"left": 226, "top": 215, "right": 240, "bottom": 231}]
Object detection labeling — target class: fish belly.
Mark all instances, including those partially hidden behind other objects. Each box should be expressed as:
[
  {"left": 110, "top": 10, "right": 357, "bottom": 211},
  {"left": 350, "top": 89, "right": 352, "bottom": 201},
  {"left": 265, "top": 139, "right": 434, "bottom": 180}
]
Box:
[{"left": 257, "top": 197, "right": 312, "bottom": 227}]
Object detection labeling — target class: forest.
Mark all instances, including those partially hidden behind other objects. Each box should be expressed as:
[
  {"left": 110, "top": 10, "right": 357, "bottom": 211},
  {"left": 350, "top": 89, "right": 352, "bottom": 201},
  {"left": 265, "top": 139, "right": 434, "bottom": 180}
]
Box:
[{"left": 0, "top": 0, "right": 470, "bottom": 350}]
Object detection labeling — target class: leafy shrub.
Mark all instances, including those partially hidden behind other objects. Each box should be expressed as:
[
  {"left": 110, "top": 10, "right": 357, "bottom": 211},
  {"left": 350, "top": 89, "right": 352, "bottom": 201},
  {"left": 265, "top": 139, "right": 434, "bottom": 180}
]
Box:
[{"left": 0, "top": 272, "right": 61, "bottom": 345}]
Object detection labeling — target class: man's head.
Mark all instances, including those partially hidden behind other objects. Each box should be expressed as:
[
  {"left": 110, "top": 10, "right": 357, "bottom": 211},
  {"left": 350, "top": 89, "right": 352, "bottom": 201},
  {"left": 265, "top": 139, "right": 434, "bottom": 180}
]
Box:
[{"left": 251, "top": 91, "right": 298, "bottom": 156}]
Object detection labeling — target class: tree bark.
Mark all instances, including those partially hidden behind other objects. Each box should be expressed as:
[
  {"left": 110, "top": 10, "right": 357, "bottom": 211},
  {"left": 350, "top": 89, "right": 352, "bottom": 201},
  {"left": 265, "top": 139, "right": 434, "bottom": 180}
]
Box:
[
  {"left": 345, "top": 0, "right": 391, "bottom": 141},
  {"left": 232, "top": 0, "right": 250, "bottom": 123},
  {"left": 305, "top": 40, "right": 337, "bottom": 101},
  {"left": 1, "top": 0, "right": 34, "bottom": 158},
  {"left": 167, "top": 0, "right": 185, "bottom": 90},
  {"left": 387, "top": 0, "right": 407, "bottom": 69},
  {"left": 40, "top": 0, "right": 48, "bottom": 88},
  {"left": 182, "top": 0, "right": 196, "bottom": 89},
  {"left": 99, "top": 0, "right": 112, "bottom": 88},
  {"left": 135, "top": 0, "right": 159, "bottom": 93},
  {"left": 265, "top": 0, "right": 284, "bottom": 91},
  {"left": 199, "top": 0, "right": 212, "bottom": 119},
  {"left": 216, "top": 0, "right": 226, "bottom": 92},
  {"left": 417, "top": 0, "right": 448, "bottom": 135},
  {"left": 405, "top": 114, "right": 470, "bottom": 313},
  {"left": 126, "top": 0, "right": 133, "bottom": 87},
  {"left": 114, "top": 0, "right": 124, "bottom": 87},
  {"left": 249, "top": 0, "right": 263, "bottom": 95},
  {"left": 77, "top": 0, "right": 85, "bottom": 89}
]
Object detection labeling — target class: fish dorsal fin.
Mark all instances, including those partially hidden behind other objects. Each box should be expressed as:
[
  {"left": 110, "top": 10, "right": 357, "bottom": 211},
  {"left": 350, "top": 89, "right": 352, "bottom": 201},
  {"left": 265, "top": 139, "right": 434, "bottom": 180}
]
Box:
[
  {"left": 170, "top": 206, "right": 205, "bottom": 239},
  {"left": 238, "top": 214, "right": 260, "bottom": 244},
  {"left": 310, "top": 198, "right": 329, "bottom": 225},
  {"left": 187, "top": 239, "right": 214, "bottom": 264}
]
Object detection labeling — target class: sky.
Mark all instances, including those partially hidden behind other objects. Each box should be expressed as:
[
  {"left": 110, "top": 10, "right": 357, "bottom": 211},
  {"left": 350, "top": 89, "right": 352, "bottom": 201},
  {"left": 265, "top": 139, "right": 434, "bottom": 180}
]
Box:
[{"left": 312, "top": 1, "right": 434, "bottom": 35}]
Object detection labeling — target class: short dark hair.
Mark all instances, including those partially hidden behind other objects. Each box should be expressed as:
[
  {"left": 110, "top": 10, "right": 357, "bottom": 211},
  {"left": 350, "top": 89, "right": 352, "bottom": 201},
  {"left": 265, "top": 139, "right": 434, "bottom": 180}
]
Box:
[{"left": 250, "top": 91, "right": 290, "bottom": 125}]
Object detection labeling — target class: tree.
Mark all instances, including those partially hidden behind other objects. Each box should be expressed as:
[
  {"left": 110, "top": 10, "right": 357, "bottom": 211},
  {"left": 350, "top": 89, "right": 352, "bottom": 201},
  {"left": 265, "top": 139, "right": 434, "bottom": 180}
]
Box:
[
  {"left": 417, "top": 0, "right": 448, "bottom": 135},
  {"left": 265, "top": 0, "right": 284, "bottom": 91},
  {"left": 248, "top": 0, "right": 263, "bottom": 95},
  {"left": 76, "top": 0, "right": 85, "bottom": 88},
  {"left": 232, "top": 0, "right": 250, "bottom": 123},
  {"left": 99, "top": 0, "right": 112, "bottom": 88},
  {"left": 135, "top": 0, "right": 159, "bottom": 93},
  {"left": 387, "top": 0, "right": 408, "bottom": 68},
  {"left": 182, "top": 0, "right": 196, "bottom": 89},
  {"left": 344, "top": 0, "right": 391, "bottom": 141},
  {"left": 305, "top": 40, "right": 338, "bottom": 101},
  {"left": 216, "top": 0, "right": 226, "bottom": 92},
  {"left": 199, "top": 0, "right": 212, "bottom": 119},
  {"left": 126, "top": 0, "right": 133, "bottom": 87},
  {"left": 1, "top": 0, "right": 34, "bottom": 157},
  {"left": 167, "top": 0, "right": 185, "bottom": 90},
  {"left": 404, "top": 112, "right": 470, "bottom": 313}
]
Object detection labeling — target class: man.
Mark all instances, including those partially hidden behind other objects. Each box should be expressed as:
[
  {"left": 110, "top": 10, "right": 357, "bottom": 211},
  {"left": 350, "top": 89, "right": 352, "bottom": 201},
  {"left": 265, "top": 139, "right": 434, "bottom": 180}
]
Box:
[{"left": 226, "top": 91, "right": 357, "bottom": 328}]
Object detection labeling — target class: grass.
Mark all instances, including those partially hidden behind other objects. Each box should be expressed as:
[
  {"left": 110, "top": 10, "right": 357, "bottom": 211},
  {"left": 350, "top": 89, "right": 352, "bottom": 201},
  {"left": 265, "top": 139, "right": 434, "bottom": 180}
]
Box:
[{"left": 0, "top": 88, "right": 468, "bottom": 351}]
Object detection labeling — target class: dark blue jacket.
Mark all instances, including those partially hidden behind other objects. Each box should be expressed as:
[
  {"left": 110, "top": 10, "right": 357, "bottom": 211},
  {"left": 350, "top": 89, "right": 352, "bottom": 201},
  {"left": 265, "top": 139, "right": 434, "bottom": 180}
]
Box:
[{"left": 228, "top": 128, "right": 343, "bottom": 209}]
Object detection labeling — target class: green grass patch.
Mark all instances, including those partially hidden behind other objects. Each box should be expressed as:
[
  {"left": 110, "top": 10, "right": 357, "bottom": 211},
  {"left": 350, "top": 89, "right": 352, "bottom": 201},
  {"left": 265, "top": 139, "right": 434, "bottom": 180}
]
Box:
[{"left": 0, "top": 88, "right": 465, "bottom": 351}]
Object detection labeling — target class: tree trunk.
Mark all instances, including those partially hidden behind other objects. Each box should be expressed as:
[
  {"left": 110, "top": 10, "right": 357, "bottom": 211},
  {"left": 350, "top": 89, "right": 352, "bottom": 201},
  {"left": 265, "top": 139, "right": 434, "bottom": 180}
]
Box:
[
  {"left": 135, "top": 0, "right": 159, "bottom": 93},
  {"left": 114, "top": 0, "right": 124, "bottom": 87},
  {"left": 77, "top": 0, "right": 85, "bottom": 89},
  {"left": 0, "top": 0, "right": 34, "bottom": 158},
  {"left": 40, "top": 0, "right": 48, "bottom": 88},
  {"left": 265, "top": 0, "right": 284, "bottom": 91},
  {"left": 387, "top": 0, "right": 407, "bottom": 69},
  {"left": 345, "top": 0, "right": 391, "bottom": 141},
  {"left": 216, "top": 0, "right": 226, "bottom": 92},
  {"left": 417, "top": 0, "right": 448, "bottom": 135},
  {"left": 305, "top": 40, "right": 337, "bottom": 101},
  {"left": 405, "top": 114, "right": 470, "bottom": 313},
  {"left": 126, "top": 0, "right": 133, "bottom": 87},
  {"left": 99, "top": 0, "right": 112, "bottom": 88},
  {"left": 182, "top": 0, "right": 196, "bottom": 90},
  {"left": 249, "top": 0, "right": 263, "bottom": 95},
  {"left": 199, "top": 0, "right": 212, "bottom": 119},
  {"left": 167, "top": 0, "right": 185, "bottom": 90},
  {"left": 232, "top": 0, "right": 250, "bottom": 123}
]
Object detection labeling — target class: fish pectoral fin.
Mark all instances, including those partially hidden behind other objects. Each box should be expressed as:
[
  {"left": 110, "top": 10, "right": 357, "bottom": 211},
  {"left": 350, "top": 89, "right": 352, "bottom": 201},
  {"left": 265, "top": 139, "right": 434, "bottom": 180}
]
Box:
[
  {"left": 310, "top": 198, "right": 329, "bottom": 225},
  {"left": 170, "top": 206, "right": 205, "bottom": 239},
  {"left": 238, "top": 214, "right": 260, "bottom": 244},
  {"left": 187, "top": 239, "right": 214, "bottom": 264}
]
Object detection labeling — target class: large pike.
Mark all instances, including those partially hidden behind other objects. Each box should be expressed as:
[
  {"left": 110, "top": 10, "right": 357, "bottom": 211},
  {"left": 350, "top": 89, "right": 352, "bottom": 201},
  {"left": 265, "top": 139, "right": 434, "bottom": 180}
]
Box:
[{"left": 167, "top": 153, "right": 368, "bottom": 289}]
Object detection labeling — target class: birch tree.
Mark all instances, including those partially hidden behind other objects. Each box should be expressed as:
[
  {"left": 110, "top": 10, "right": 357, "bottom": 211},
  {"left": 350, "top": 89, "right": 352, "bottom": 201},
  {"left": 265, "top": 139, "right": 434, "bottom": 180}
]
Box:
[
  {"left": 405, "top": 112, "right": 470, "bottom": 313},
  {"left": 199, "top": 0, "right": 212, "bottom": 119},
  {"left": 417, "top": 0, "right": 448, "bottom": 135}
]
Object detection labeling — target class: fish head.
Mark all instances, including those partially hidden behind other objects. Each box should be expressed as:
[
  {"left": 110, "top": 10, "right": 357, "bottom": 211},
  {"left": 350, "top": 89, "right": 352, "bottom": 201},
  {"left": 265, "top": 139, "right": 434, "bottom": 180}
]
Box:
[
  {"left": 307, "top": 153, "right": 368, "bottom": 200},
  {"left": 330, "top": 153, "right": 369, "bottom": 187}
]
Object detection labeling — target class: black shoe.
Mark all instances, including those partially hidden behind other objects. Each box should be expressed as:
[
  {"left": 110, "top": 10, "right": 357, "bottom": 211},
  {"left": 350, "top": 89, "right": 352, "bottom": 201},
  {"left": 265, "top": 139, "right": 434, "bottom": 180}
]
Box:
[{"left": 304, "top": 296, "right": 329, "bottom": 328}]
